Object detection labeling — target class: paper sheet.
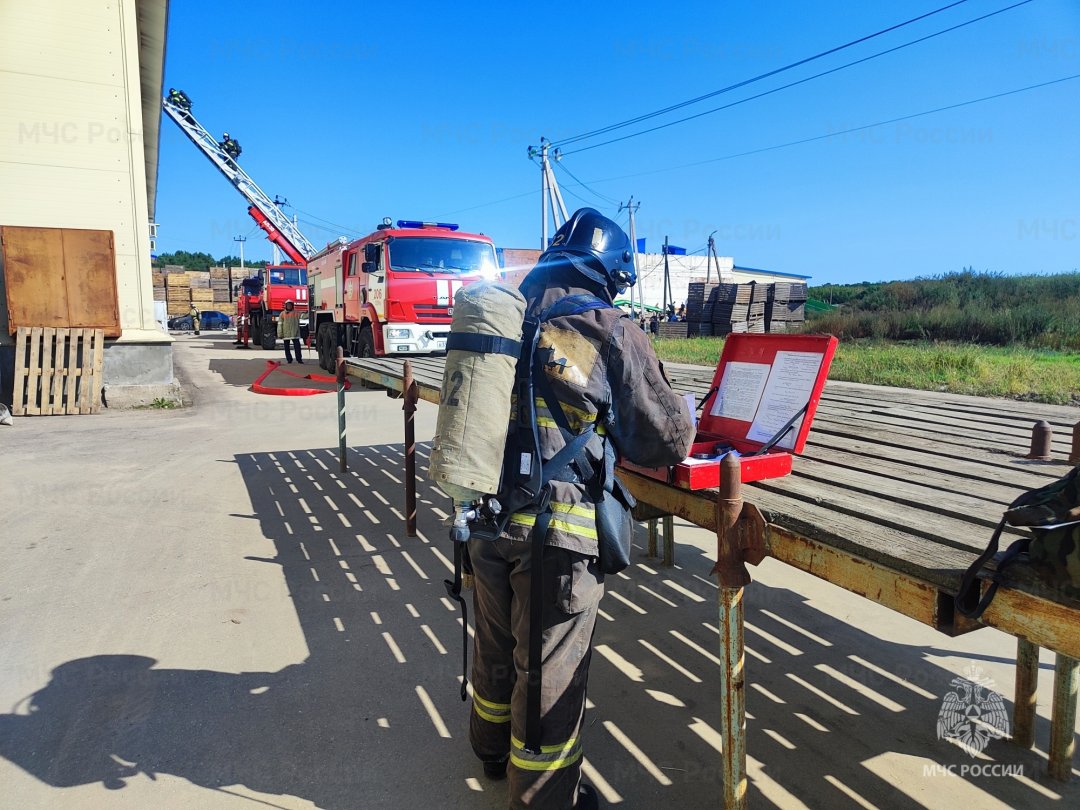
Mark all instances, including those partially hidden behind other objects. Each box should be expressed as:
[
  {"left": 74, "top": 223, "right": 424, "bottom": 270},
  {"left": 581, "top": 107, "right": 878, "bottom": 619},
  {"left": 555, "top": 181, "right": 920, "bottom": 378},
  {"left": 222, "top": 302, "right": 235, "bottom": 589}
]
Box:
[
  {"left": 746, "top": 351, "right": 824, "bottom": 449},
  {"left": 710, "top": 361, "right": 771, "bottom": 421}
]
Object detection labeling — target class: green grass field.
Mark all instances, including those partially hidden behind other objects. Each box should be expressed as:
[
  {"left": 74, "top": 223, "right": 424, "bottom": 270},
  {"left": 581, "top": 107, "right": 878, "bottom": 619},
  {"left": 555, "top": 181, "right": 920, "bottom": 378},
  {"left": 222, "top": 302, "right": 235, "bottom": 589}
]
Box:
[{"left": 653, "top": 337, "right": 1080, "bottom": 406}]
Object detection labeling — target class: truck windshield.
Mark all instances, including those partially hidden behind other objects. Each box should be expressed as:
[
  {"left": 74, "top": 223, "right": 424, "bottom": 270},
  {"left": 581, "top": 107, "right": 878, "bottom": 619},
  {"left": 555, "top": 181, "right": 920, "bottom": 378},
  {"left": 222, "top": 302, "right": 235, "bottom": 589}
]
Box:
[
  {"left": 387, "top": 237, "right": 497, "bottom": 275},
  {"left": 268, "top": 267, "right": 306, "bottom": 285}
]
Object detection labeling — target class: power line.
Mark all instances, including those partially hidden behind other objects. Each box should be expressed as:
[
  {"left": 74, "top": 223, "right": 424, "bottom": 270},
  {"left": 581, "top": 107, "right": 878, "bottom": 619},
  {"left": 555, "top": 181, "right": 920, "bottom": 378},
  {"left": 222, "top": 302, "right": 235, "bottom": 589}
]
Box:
[
  {"left": 562, "top": 0, "right": 1037, "bottom": 156},
  {"left": 285, "top": 204, "right": 364, "bottom": 236},
  {"left": 554, "top": 160, "right": 620, "bottom": 206},
  {"left": 550, "top": 0, "right": 977, "bottom": 148},
  {"left": 581, "top": 73, "right": 1080, "bottom": 185},
  {"left": 432, "top": 188, "right": 538, "bottom": 219},
  {"left": 429, "top": 72, "right": 1077, "bottom": 219}
]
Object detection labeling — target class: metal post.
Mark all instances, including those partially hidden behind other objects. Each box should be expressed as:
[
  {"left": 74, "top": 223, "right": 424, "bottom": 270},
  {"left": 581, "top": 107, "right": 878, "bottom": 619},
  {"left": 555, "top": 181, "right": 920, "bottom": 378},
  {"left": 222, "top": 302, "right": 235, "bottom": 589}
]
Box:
[
  {"left": 403, "top": 360, "right": 418, "bottom": 537},
  {"left": 336, "top": 347, "right": 347, "bottom": 473},
  {"left": 1048, "top": 654, "right": 1079, "bottom": 781},
  {"left": 715, "top": 453, "right": 748, "bottom": 809},
  {"left": 662, "top": 236, "right": 670, "bottom": 315},
  {"left": 1027, "top": 420, "right": 1053, "bottom": 460},
  {"left": 706, "top": 233, "right": 716, "bottom": 285},
  {"left": 1013, "top": 637, "right": 1039, "bottom": 749},
  {"left": 647, "top": 518, "right": 658, "bottom": 558},
  {"left": 662, "top": 514, "right": 675, "bottom": 568}
]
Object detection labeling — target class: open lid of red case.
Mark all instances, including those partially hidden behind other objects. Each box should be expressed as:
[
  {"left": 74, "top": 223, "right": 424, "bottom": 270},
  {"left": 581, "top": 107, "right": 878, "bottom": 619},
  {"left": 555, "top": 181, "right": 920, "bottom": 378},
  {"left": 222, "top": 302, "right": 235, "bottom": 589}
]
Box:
[{"left": 697, "top": 334, "right": 838, "bottom": 454}]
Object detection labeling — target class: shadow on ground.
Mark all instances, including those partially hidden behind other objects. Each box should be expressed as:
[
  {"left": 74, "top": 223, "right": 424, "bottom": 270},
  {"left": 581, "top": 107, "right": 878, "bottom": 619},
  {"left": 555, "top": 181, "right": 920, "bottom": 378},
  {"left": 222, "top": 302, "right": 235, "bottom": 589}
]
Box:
[{"left": 0, "top": 443, "right": 1075, "bottom": 808}]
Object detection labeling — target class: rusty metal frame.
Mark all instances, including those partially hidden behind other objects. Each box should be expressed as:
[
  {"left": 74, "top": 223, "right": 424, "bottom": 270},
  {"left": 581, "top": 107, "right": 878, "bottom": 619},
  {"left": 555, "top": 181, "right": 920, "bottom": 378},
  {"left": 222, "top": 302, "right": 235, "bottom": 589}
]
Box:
[{"left": 344, "top": 358, "right": 1080, "bottom": 791}]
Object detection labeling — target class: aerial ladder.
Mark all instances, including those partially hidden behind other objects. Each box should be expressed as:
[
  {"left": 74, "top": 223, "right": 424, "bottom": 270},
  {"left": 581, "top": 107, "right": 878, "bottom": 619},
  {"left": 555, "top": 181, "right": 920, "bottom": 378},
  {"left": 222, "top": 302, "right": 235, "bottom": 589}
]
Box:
[{"left": 162, "top": 94, "right": 317, "bottom": 347}]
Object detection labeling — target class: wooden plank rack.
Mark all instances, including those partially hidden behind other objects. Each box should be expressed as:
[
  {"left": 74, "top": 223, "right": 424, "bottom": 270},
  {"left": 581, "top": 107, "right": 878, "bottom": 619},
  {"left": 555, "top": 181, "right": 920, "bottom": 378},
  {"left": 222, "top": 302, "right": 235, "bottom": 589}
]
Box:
[
  {"left": 12, "top": 327, "right": 104, "bottom": 415},
  {"left": 346, "top": 354, "right": 1080, "bottom": 798}
]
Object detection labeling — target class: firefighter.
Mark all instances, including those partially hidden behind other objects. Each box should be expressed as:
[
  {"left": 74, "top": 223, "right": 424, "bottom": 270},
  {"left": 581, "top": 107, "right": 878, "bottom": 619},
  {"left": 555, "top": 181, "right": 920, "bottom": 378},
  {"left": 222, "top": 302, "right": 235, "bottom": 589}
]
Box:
[
  {"left": 167, "top": 88, "right": 192, "bottom": 113},
  {"left": 220, "top": 133, "right": 241, "bottom": 162},
  {"left": 278, "top": 300, "right": 303, "bottom": 364},
  {"left": 467, "top": 209, "right": 694, "bottom": 809},
  {"left": 189, "top": 304, "right": 200, "bottom": 335}
]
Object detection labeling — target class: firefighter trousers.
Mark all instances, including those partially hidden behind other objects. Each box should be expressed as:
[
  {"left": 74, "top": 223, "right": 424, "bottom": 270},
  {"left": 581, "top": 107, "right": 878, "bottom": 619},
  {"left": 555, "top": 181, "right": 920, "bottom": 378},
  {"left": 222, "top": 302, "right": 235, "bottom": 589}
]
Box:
[{"left": 467, "top": 536, "right": 604, "bottom": 810}]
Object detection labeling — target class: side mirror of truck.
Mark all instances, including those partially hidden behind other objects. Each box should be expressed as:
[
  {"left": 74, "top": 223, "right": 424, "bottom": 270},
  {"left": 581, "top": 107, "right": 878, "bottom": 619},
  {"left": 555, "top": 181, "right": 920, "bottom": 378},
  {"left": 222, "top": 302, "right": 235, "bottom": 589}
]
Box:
[
  {"left": 362, "top": 261, "right": 376, "bottom": 274},
  {"left": 364, "top": 243, "right": 380, "bottom": 263}
]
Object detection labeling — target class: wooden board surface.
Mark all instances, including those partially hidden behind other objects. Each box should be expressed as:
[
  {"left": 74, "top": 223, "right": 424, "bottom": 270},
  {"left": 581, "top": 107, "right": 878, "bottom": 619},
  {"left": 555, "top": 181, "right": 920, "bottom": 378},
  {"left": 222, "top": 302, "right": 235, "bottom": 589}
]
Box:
[
  {"left": 345, "top": 354, "right": 1080, "bottom": 626},
  {"left": 1, "top": 226, "right": 120, "bottom": 337}
]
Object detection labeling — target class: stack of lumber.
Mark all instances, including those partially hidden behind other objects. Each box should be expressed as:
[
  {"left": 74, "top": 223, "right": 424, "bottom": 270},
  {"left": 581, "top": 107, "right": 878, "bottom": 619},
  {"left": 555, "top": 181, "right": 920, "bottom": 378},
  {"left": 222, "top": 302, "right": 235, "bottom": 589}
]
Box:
[
  {"left": 711, "top": 283, "right": 752, "bottom": 335},
  {"left": 685, "top": 281, "right": 718, "bottom": 337},
  {"left": 657, "top": 321, "right": 689, "bottom": 339},
  {"left": 189, "top": 272, "right": 210, "bottom": 289},
  {"left": 190, "top": 285, "right": 215, "bottom": 308},
  {"left": 165, "top": 272, "right": 191, "bottom": 316},
  {"left": 210, "top": 267, "right": 231, "bottom": 303},
  {"left": 747, "top": 282, "right": 768, "bottom": 334},
  {"left": 767, "top": 282, "right": 808, "bottom": 332},
  {"left": 151, "top": 272, "right": 166, "bottom": 301}
]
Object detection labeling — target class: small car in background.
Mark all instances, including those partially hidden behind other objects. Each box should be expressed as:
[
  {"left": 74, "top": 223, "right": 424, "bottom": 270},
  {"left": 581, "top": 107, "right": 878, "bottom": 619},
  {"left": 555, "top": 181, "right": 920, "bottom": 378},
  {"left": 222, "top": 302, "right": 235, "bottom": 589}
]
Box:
[{"left": 168, "top": 310, "right": 233, "bottom": 331}]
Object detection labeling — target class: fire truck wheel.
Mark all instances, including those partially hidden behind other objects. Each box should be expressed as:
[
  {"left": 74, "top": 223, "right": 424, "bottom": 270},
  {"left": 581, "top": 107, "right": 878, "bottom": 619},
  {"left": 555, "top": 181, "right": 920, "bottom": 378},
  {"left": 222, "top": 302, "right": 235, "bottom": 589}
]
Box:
[
  {"left": 261, "top": 320, "right": 277, "bottom": 351},
  {"left": 316, "top": 323, "right": 334, "bottom": 371},
  {"left": 357, "top": 324, "right": 375, "bottom": 358}
]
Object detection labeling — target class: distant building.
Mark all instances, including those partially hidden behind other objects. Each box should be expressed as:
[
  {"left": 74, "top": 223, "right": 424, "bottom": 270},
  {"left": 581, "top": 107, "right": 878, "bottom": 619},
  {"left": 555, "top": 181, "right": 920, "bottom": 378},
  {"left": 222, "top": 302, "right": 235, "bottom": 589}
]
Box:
[
  {"left": 496, "top": 248, "right": 810, "bottom": 307},
  {"left": 0, "top": 1, "right": 171, "bottom": 407},
  {"left": 731, "top": 265, "right": 812, "bottom": 285}
]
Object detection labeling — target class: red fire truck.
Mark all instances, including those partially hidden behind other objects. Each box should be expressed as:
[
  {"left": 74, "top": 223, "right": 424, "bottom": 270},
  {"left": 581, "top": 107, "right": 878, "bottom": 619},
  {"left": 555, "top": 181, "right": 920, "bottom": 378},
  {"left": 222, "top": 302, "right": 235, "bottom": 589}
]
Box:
[
  {"left": 307, "top": 219, "right": 498, "bottom": 369},
  {"left": 234, "top": 262, "right": 310, "bottom": 348}
]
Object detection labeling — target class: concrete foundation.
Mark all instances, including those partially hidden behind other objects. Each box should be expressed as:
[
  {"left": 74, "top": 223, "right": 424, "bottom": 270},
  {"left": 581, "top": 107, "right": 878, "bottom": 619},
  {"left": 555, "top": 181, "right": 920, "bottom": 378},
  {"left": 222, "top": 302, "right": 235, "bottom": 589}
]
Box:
[
  {"left": 0, "top": 339, "right": 179, "bottom": 411},
  {"left": 102, "top": 341, "right": 180, "bottom": 409}
]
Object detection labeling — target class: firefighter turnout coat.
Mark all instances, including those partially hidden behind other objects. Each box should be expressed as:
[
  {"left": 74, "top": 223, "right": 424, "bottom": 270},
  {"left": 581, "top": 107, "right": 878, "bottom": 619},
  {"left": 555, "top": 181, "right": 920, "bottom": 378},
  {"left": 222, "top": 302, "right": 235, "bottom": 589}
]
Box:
[{"left": 468, "top": 270, "right": 694, "bottom": 809}]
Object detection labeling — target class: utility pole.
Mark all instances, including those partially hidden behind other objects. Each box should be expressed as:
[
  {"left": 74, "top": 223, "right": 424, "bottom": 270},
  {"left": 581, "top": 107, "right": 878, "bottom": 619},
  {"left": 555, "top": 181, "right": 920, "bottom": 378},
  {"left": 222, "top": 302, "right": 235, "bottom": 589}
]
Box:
[
  {"left": 618, "top": 197, "right": 641, "bottom": 316},
  {"left": 234, "top": 234, "right": 246, "bottom": 270},
  {"left": 706, "top": 230, "right": 717, "bottom": 284},
  {"left": 528, "top": 137, "right": 568, "bottom": 249},
  {"left": 663, "top": 235, "right": 671, "bottom": 315},
  {"left": 231, "top": 235, "right": 247, "bottom": 303}
]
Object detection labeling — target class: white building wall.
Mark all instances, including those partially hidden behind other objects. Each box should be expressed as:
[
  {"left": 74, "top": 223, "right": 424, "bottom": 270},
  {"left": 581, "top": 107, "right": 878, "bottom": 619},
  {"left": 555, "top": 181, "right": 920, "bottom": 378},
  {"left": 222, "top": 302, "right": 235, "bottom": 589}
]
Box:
[
  {"left": 632, "top": 252, "right": 734, "bottom": 309},
  {"left": 0, "top": 0, "right": 164, "bottom": 346}
]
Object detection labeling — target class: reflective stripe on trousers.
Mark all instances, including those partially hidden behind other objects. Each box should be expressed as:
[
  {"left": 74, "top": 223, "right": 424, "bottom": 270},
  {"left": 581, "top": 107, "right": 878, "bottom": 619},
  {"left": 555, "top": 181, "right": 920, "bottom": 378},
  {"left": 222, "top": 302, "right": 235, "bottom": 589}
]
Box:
[
  {"left": 473, "top": 692, "right": 511, "bottom": 724},
  {"left": 511, "top": 734, "right": 583, "bottom": 772}
]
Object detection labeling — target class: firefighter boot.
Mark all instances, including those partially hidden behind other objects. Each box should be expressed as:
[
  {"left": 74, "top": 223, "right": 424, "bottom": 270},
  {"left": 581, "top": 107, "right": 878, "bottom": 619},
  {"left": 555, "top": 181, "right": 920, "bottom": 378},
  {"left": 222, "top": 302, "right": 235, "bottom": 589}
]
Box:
[
  {"left": 482, "top": 756, "right": 508, "bottom": 781},
  {"left": 576, "top": 784, "right": 599, "bottom": 809}
]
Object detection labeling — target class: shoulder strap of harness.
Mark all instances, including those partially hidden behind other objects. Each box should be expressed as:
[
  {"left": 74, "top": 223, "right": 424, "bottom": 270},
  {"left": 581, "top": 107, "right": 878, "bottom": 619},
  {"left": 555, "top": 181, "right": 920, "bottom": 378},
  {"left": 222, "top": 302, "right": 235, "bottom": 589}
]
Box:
[{"left": 445, "top": 333, "right": 522, "bottom": 357}]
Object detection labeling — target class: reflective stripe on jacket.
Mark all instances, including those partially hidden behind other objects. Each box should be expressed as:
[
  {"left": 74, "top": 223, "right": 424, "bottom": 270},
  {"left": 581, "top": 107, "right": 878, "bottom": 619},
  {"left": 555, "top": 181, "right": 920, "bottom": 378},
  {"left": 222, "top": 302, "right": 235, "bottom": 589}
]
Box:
[{"left": 502, "top": 276, "right": 695, "bottom": 556}]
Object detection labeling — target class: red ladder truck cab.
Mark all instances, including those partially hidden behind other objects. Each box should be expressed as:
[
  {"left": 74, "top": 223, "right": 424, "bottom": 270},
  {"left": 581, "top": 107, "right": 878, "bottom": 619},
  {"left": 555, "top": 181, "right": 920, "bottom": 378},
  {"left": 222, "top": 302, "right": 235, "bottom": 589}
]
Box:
[
  {"left": 235, "top": 264, "right": 310, "bottom": 348},
  {"left": 307, "top": 219, "right": 498, "bottom": 369}
]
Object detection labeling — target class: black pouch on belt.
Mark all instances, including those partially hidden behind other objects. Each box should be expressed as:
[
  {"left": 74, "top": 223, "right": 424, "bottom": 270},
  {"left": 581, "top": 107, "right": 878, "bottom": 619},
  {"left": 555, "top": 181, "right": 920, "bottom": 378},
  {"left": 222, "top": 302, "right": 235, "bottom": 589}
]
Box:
[{"left": 594, "top": 437, "right": 637, "bottom": 575}]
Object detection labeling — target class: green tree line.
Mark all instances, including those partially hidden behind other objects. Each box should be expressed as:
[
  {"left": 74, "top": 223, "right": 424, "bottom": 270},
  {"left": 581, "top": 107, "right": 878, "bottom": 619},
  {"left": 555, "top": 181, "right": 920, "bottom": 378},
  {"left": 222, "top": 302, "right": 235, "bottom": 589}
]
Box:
[
  {"left": 809, "top": 269, "right": 1080, "bottom": 350},
  {"left": 153, "top": 250, "right": 267, "bottom": 272}
]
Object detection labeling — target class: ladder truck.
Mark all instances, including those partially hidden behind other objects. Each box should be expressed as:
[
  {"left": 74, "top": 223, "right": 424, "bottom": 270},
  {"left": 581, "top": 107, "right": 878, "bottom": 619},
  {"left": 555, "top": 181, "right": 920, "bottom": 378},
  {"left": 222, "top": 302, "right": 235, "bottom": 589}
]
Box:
[{"left": 162, "top": 94, "right": 316, "bottom": 348}]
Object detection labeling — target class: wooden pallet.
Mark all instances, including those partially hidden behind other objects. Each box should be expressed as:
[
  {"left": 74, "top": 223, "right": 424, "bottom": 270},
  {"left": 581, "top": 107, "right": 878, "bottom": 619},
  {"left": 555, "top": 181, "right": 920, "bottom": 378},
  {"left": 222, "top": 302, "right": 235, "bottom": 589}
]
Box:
[{"left": 12, "top": 327, "right": 104, "bottom": 415}]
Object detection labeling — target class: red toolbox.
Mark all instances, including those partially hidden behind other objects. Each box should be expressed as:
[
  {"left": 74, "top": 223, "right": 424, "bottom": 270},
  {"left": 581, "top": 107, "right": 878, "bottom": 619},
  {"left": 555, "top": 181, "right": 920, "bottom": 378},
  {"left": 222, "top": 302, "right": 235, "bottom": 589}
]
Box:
[{"left": 622, "top": 333, "right": 838, "bottom": 490}]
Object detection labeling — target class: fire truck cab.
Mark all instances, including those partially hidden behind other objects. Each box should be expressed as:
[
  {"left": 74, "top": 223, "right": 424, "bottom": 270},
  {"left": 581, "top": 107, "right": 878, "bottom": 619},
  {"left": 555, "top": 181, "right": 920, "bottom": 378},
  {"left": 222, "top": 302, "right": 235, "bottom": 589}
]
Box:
[{"left": 307, "top": 219, "right": 497, "bottom": 369}]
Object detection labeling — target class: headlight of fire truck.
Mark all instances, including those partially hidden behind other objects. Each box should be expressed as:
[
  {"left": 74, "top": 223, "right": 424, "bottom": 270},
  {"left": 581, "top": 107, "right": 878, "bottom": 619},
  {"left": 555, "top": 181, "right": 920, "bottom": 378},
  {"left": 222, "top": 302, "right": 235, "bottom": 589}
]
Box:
[{"left": 387, "top": 328, "right": 412, "bottom": 339}]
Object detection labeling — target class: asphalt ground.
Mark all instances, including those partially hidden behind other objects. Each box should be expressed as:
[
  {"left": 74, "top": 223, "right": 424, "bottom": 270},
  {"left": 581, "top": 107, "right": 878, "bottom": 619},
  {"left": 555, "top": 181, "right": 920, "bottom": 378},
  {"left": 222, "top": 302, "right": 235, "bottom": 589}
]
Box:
[{"left": 0, "top": 334, "right": 1076, "bottom": 809}]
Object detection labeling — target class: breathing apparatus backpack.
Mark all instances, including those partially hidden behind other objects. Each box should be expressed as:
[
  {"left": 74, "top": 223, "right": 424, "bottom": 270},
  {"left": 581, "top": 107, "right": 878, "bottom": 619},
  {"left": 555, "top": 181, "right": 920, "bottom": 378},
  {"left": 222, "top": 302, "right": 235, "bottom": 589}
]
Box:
[{"left": 429, "top": 281, "right": 621, "bottom": 754}]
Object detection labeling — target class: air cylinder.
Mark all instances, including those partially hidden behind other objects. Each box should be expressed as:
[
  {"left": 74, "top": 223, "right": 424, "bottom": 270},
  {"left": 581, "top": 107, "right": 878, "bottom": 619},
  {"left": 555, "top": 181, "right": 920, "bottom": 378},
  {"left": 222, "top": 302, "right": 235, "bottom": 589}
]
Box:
[{"left": 429, "top": 281, "right": 526, "bottom": 504}]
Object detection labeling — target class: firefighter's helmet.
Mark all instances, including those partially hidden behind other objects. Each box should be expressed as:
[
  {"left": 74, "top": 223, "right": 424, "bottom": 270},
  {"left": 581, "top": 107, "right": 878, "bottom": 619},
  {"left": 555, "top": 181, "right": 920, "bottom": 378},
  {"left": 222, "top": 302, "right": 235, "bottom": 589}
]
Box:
[{"left": 537, "top": 207, "right": 636, "bottom": 294}]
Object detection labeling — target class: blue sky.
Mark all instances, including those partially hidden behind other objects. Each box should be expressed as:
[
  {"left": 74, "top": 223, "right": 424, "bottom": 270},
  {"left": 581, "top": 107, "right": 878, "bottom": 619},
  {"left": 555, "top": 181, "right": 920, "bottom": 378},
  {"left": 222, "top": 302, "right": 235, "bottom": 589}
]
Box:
[{"left": 156, "top": 0, "right": 1079, "bottom": 284}]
